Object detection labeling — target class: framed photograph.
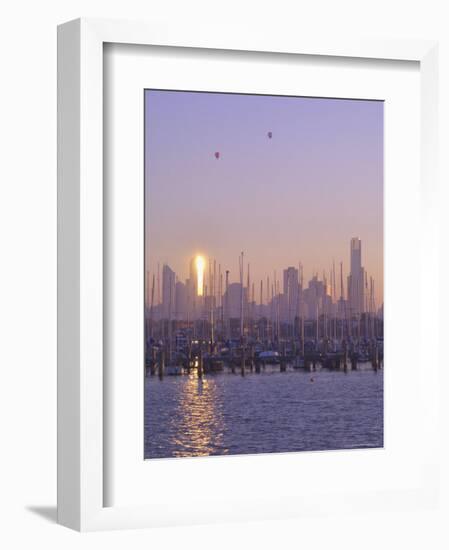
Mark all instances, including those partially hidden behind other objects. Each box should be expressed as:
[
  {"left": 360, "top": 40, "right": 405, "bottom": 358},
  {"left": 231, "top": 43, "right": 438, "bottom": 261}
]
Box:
[{"left": 58, "top": 18, "right": 440, "bottom": 531}]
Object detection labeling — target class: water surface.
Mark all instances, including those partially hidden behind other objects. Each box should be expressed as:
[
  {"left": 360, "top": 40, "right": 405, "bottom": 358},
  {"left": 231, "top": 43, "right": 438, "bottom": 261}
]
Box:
[{"left": 144, "top": 366, "right": 383, "bottom": 459}]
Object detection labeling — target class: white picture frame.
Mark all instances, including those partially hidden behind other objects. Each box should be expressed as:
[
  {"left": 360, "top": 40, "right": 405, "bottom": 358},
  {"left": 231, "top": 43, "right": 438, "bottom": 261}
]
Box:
[{"left": 57, "top": 17, "right": 439, "bottom": 531}]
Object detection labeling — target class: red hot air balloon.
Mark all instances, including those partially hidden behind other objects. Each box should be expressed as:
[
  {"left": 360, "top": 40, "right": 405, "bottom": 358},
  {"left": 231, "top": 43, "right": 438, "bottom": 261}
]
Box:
[
  {"left": 267, "top": 131, "right": 273, "bottom": 139},
  {"left": 214, "top": 151, "right": 220, "bottom": 159}
]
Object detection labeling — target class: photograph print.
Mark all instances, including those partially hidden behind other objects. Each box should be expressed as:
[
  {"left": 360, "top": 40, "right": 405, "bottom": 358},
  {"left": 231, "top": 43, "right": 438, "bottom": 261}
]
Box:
[{"left": 144, "top": 90, "right": 383, "bottom": 459}]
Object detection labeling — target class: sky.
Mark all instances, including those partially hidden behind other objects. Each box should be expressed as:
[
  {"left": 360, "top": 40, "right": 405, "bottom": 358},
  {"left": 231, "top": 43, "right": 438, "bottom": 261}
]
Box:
[{"left": 145, "top": 90, "right": 383, "bottom": 305}]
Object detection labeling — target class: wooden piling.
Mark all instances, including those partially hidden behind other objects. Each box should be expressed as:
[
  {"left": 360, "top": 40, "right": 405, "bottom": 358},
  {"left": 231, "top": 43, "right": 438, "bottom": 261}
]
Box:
[
  {"left": 198, "top": 349, "right": 203, "bottom": 378},
  {"left": 158, "top": 350, "right": 165, "bottom": 380},
  {"left": 371, "top": 342, "right": 378, "bottom": 371}
]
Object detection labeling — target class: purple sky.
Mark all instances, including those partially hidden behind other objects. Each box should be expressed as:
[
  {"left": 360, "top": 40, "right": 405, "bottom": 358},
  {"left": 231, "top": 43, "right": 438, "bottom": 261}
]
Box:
[{"left": 145, "top": 90, "right": 383, "bottom": 304}]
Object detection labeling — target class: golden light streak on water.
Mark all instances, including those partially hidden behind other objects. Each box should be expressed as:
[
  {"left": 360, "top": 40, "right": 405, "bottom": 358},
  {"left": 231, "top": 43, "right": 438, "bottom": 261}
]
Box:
[{"left": 169, "top": 372, "right": 227, "bottom": 457}]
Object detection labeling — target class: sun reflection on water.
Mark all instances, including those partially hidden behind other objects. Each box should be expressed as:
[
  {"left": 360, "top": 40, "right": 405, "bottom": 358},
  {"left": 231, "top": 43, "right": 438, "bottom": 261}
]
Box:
[{"left": 169, "top": 373, "right": 227, "bottom": 457}]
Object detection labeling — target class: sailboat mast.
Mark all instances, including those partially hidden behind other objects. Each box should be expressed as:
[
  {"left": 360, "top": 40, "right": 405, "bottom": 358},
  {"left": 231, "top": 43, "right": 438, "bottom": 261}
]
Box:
[
  {"left": 157, "top": 262, "right": 160, "bottom": 311},
  {"left": 239, "top": 252, "right": 244, "bottom": 340},
  {"left": 225, "top": 269, "right": 230, "bottom": 340},
  {"left": 150, "top": 273, "right": 155, "bottom": 339}
]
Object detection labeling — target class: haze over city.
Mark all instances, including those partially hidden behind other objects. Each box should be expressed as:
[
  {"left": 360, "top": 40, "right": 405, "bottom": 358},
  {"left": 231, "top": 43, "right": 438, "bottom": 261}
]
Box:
[{"left": 145, "top": 90, "right": 383, "bottom": 305}]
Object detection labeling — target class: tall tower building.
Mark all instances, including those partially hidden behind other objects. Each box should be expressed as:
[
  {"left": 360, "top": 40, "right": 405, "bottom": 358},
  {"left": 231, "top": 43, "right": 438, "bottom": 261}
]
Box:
[
  {"left": 224, "top": 283, "right": 248, "bottom": 319},
  {"left": 283, "top": 266, "right": 299, "bottom": 322},
  {"left": 161, "top": 264, "right": 176, "bottom": 319},
  {"left": 189, "top": 257, "right": 202, "bottom": 296},
  {"left": 348, "top": 237, "right": 365, "bottom": 316},
  {"left": 187, "top": 256, "right": 205, "bottom": 319},
  {"left": 304, "top": 275, "right": 325, "bottom": 319},
  {"left": 174, "top": 281, "right": 187, "bottom": 320}
]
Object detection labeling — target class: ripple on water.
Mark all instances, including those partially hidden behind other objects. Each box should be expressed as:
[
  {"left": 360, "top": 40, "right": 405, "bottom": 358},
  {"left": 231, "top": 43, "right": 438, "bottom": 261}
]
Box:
[{"left": 144, "top": 369, "right": 383, "bottom": 459}]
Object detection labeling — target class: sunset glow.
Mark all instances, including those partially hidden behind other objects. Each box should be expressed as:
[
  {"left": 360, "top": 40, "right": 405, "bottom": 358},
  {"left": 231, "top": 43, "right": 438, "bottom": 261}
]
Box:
[{"left": 145, "top": 90, "right": 383, "bottom": 303}]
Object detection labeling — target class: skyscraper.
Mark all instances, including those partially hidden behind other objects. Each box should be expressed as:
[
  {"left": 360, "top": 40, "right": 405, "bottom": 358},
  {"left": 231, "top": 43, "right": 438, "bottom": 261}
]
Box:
[
  {"left": 348, "top": 237, "right": 365, "bottom": 316},
  {"left": 161, "top": 264, "right": 176, "bottom": 319},
  {"left": 303, "top": 275, "right": 326, "bottom": 319},
  {"left": 187, "top": 256, "right": 205, "bottom": 319},
  {"left": 189, "top": 256, "right": 204, "bottom": 297},
  {"left": 283, "top": 266, "right": 299, "bottom": 322},
  {"left": 224, "top": 283, "right": 248, "bottom": 319},
  {"left": 174, "top": 280, "right": 187, "bottom": 320}
]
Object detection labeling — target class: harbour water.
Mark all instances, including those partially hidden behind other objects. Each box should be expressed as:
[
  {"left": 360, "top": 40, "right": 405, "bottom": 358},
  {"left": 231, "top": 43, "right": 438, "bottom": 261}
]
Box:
[{"left": 144, "top": 364, "right": 383, "bottom": 459}]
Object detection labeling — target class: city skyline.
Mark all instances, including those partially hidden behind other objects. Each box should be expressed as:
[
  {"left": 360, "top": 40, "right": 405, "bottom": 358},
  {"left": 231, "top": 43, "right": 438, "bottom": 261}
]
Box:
[
  {"left": 147, "top": 236, "right": 381, "bottom": 322},
  {"left": 145, "top": 90, "right": 383, "bottom": 304}
]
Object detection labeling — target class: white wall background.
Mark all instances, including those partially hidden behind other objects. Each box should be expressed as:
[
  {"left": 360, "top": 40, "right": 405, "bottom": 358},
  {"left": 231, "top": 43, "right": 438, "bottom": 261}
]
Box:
[{"left": 0, "top": 1, "right": 448, "bottom": 548}]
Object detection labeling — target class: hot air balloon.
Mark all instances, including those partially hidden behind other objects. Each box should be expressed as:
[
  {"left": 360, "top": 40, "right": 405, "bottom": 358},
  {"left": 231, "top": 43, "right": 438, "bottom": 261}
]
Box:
[
  {"left": 267, "top": 131, "right": 273, "bottom": 139},
  {"left": 214, "top": 151, "right": 220, "bottom": 159}
]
